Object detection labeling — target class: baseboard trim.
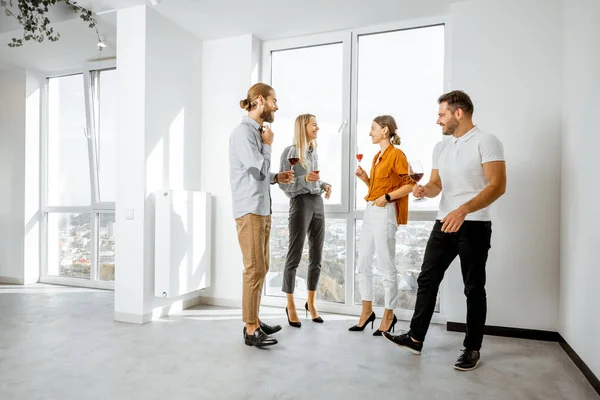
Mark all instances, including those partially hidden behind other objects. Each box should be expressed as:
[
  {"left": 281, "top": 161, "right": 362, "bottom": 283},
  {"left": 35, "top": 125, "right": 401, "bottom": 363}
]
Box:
[
  {"left": 196, "top": 296, "right": 242, "bottom": 309},
  {"left": 115, "top": 295, "right": 205, "bottom": 325},
  {"left": 114, "top": 312, "right": 146, "bottom": 324},
  {"left": 447, "top": 322, "right": 599, "bottom": 396},
  {"left": 559, "top": 341, "right": 600, "bottom": 396},
  {"left": 447, "top": 321, "right": 562, "bottom": 342},
  {"left": 0, "top": 276, "right": 24, "bottom": 285}
]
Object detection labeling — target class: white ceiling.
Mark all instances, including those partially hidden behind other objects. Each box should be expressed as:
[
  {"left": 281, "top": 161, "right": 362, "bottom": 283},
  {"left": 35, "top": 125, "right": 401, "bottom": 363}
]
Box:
[
  {"left": 0, "top": 0, "right": 463, "bottom": 72},
  {"left": 0, "top": 12, "right": 117, "bottom": 73},
  {"left": 154, "top": 0, "right": 461, "bottom": 41}
]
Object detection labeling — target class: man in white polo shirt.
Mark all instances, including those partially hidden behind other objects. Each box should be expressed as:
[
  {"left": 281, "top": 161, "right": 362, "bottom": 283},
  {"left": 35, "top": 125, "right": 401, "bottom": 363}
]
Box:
[{"left": 383, "top": 90, "right": 506, "bottom": 371}]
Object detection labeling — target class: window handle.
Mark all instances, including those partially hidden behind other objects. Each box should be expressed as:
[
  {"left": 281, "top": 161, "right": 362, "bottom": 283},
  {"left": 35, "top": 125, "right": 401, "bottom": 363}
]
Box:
[
  {"left": 83, "top": 128, "right": 91, "bottom": 139},
  {"left": 338, "top": 120, "right": 348, "bottom": 133}
]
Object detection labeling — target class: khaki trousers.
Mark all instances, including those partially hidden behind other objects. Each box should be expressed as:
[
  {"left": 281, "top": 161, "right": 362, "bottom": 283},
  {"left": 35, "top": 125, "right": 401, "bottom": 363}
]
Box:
[{"left": 235, "top": 214, "right": 271, "bottom": 324}]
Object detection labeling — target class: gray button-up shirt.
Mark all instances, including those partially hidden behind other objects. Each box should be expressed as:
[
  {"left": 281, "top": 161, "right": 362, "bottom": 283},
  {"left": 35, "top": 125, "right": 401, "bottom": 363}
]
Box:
[
  {"left": 278, "top": 145, "right": 330, "bottom": 199},
  {"left": 229, "top": 116, "right": 277, "bottom": 218}
]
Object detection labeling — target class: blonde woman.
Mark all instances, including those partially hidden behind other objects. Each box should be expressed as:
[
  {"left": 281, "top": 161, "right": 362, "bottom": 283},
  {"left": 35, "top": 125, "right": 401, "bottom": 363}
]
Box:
[
  {"left": 278, "top": 114, "right": 332, "bottom": 327},
  {"left": 350, "top": 115, "right": 414, "bottom": 336}
]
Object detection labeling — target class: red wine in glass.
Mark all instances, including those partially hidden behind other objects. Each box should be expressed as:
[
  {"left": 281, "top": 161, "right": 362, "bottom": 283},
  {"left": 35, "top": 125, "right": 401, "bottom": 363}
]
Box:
[
  {"left": 287, "top": 147, "right": 299, "bottom": 171},
  {"left": 409, "top": 160, "right": 427, "bottom": 202},
  {"left": 356, "top": 153, "right": 363, "bottom": 162},
  {"left": 410, "top": 173, "right": 424, "bottom": 182}
]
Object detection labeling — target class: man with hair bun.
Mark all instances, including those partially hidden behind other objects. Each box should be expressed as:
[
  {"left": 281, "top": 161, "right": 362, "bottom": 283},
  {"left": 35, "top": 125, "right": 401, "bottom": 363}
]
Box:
[{"left": 229, "top": 83, "right": 294, "bottom": 347}]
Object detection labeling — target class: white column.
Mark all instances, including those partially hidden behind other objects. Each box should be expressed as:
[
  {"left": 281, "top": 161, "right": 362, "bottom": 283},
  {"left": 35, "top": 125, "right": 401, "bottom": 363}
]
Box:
[
  {"left": 115, "top": 5, "right": 203, "bottom": 323},
  {"left": 0, "top": 69, "right": 27, "bottom": 284},
  {"left": 115, "top": 5, "right": 148, "bottom": 322}
]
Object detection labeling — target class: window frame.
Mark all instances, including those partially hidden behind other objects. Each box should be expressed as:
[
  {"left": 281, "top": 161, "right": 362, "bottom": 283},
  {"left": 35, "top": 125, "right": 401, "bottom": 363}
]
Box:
[
  {"left": 260, "top": 17, "right": 451, "bottom": 321},
  {"left": 40, "top": 60, "right": 116, "bottom": 290},
  {"left": 262, "top": 31, "right": 352, "bottom": 214}
]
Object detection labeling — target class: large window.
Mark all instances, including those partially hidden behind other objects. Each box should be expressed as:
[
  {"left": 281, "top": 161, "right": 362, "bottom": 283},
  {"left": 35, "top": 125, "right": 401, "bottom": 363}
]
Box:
[
  {"left": 266, "top": 217, "right": 346, "bottom": 303},
  {"left": 268, "top": 36, "right": 350, "bottom": 212},
  {"left": 355, "top": 26, "right": 444, "bottom": 210},
  {"left": 93, "top": 69, "right": 117, "bottom": 203},
  {"left": 42, "top": 63, "right": 116, "bottom": 288},
  {"left": 47, "top": 74, "right": 90, "bottom": 206},
  {"left": 263, "top": 22, "right": 446, "bottom": 313},
  {"left": 47, "top": 213, "right": 92, "bottom": 279}
]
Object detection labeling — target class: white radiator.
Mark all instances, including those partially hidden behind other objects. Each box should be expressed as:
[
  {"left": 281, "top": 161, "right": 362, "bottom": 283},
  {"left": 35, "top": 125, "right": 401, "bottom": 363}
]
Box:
[{"left": 154, "top": 190, "right": 212, "bottom": 298}]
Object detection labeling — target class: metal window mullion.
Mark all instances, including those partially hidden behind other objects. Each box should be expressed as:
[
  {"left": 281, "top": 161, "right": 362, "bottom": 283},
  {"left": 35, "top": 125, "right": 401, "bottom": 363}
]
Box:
[
  {"left": 91, "top": 213, "right": 98, "bottom": 281},
  {"left": 340, "top": 31, "right": 352, "bottom": 215},
  {"left": 342, "top": 31, "right": 355, "bottom": 306},
  {"left": 93, "top": 202, "right": 116, "bottom": 211},
  {"left": 83, "top": 70, "right": 100, "bottom": 205},
  {"left": 83, "top": 69, "right": 101, "bottom": 283},
  {"left": 344, "top": 215, "right": 355, "bottom": 306},
  {"left": 41, "top": 80, "right": 50, "bottom": 278},
  {"left": 346, "top": 31, "right": 362, "bottom": 305}
]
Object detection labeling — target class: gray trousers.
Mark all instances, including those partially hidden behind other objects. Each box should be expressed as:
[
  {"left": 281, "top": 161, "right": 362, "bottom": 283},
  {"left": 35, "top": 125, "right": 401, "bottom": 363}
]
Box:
[{"left": 282, "top": 194, "right": 325, "bottom": 294}]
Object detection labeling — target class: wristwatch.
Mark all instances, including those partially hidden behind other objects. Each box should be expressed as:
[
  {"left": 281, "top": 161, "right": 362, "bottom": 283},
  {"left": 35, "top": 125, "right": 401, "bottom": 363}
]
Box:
[{"left": 385, "top": 193, "right": 391, "bottom": 202}]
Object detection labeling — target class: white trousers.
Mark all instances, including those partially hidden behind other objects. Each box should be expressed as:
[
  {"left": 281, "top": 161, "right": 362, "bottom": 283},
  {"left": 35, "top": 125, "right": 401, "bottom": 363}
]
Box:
[{"left": 356, "top": 202, "right": 399, "bottom": 309}]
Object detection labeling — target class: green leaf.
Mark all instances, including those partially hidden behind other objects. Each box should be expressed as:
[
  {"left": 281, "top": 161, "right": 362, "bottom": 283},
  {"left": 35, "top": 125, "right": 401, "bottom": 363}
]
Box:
[{"left": 5, "top": 0, "right": 98, "bottom": 46}]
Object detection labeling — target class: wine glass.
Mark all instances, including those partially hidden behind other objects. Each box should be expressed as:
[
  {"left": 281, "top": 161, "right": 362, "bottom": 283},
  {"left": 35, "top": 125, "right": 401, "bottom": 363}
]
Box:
[
  {"left": 287, "top": 147, "right": 299, "bottom": 171},
  {"left": 356, "top": 152, "right": 364, "bottom": 165},
  {"left": 409, "top": 160, "right": 426, "bottom": 202},
  {"left": 312, "top": 156, "right": 320, "bottom": 190}
]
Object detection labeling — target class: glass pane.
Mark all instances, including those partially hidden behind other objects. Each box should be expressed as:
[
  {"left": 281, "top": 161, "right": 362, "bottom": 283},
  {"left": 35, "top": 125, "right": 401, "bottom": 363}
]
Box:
[
  {"left": 98, "top": 213, "right": 115, "bottom": 281},
  {"left": 270, "top": 44, "right": 344, "bottom": 206},
  {"left": 266, "top": 215, "right": 346, "bottom": 303},
  {"left": 96, "top": 69, "right": 117, "bottom": 203},
  {"left": 354, "top": 219, "right": 439, "bottom": 311},
  {"left": 355, "top": 26, "right": 445, "bottom": 211},
  {"left": 47, "top": 75, "right": 91, "bottom": 206},
  {"left": 47, "top": 213, "right": 91, "bottom": 279}
]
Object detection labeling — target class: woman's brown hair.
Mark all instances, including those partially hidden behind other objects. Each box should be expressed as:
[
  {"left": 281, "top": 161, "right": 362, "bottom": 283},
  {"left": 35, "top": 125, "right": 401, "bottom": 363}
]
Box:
[{"left": 373, "top": 115, "right": 401, "bottom": 145}]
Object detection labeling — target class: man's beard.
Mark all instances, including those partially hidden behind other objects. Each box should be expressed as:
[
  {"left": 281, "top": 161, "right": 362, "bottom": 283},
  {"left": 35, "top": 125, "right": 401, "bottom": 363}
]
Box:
[
  {"left": 442, "top": 118, "right": 458, "bottom": 135},
  {"left": 260, "top": 105, "right": 275, "bottom": 123}
]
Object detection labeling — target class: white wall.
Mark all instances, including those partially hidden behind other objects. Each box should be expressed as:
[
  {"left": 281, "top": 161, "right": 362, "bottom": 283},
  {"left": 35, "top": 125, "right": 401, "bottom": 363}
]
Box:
[
  {"left": 199, "top": 34, "right": 260, "bottom": 303},
  {"left": 199, "top": 2, "right": 565, "bottom": 332},
  {"left": 115, "top": 5, "right": 203, "bottom": 323},
  {"left": 0, "top": 69, "right": 26, "bottom": 283},
  {"left": 23, "top": 72, "right": 43, "bottom": 284},
  {"left": 560, "top": 0, "right": 600, "bottom": 378},
  {"left": 0, "top": 69, "right": 41, "bottom": 284},
  {"left": 441, "top": 0, "right": 563, "bottom": 331}
]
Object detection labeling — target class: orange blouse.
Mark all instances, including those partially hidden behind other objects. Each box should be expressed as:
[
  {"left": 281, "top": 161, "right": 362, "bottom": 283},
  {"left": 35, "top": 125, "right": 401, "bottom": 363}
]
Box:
[{"left": 365, "top": 145, "right": 414, "bottom": 225}]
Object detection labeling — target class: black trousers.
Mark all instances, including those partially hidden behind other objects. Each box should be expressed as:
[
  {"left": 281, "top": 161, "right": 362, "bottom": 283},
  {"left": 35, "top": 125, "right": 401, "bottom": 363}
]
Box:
[
  {"left": 282, "top": 194, "right": 325, "bottom": 294},
  {"left": 409, "top": 220, "right": 492, "bottom": 351}
]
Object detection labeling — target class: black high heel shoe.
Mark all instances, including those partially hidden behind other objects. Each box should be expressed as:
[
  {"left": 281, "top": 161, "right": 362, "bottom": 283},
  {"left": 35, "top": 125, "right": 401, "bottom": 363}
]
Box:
[
  {"left": 348, "top": 311, "right": 376, "bottom": 331},
  {"left": 286, "top": 307, "right": 301, "bottom": 328},
  {"left": 305, "top": 302, "right": 324, "bottom": 323},
  {"left": 373, "top": 314, "right": 397, "bottom": 336}
]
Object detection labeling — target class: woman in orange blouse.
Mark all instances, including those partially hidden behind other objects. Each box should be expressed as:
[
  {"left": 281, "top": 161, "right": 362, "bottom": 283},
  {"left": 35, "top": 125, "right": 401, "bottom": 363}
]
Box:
[{"left": 349, "top": 115, "right": 415, "bottom": 336}]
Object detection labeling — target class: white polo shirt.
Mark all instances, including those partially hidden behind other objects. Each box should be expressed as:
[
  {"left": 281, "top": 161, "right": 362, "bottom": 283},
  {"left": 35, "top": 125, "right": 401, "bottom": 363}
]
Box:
[{"left": 433, "top": 126, "right": 505, "bottom": 221}]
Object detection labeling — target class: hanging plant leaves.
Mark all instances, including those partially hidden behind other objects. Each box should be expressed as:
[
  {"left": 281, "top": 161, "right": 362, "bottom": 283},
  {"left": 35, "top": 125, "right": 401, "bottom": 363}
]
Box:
[{"left": 1, "top": 0, "right": 99, "bottom": 47}]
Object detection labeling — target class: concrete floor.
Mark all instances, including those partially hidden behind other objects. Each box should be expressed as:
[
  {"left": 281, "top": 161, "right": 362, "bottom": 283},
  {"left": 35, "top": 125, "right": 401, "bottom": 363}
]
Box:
[{"left": 0, "top": 285, "right": 598, "bottom": 400}]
